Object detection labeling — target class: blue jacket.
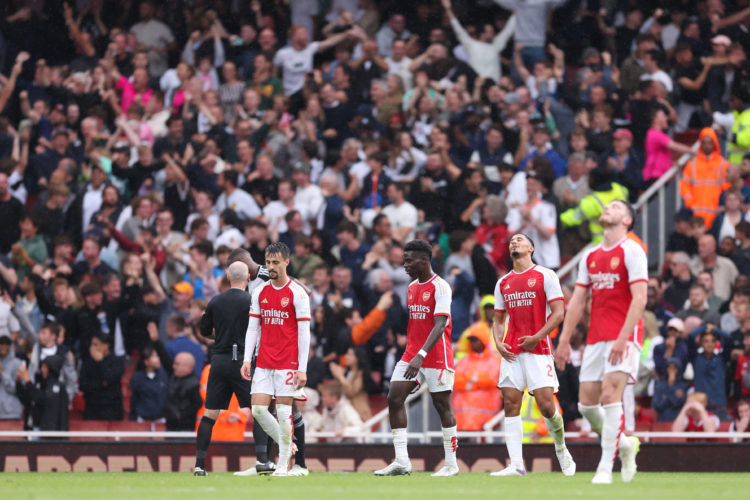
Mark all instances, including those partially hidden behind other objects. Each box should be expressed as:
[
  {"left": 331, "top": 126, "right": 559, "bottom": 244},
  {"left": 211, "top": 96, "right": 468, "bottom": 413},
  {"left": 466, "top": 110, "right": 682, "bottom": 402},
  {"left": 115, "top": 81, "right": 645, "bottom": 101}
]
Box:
[
  {"left": 688, "top": 325, "right": 732, "bottom": 408},
  {"left": 130, "top": 368, "right": 168, "bottom": 421}
]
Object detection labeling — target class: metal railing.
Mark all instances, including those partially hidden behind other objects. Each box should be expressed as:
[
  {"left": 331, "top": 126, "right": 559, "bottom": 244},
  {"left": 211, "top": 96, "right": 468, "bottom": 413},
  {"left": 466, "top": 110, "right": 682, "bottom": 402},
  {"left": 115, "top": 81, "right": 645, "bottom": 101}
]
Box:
[{"left": 2, "top": 429, "right": 750, "bottom": 443}]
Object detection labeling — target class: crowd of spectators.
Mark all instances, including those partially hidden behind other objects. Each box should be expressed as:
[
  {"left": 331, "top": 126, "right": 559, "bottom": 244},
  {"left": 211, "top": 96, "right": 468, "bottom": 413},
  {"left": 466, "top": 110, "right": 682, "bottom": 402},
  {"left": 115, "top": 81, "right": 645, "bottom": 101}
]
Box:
[{"left": 0, "top": 0, "right": 749, "bottom": 439}]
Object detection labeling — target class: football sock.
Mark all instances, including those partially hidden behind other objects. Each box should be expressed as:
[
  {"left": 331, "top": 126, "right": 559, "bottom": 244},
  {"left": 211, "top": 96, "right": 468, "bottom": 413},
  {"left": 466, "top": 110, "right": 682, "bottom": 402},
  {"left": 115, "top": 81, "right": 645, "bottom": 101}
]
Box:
[
  {"left": 441, "top": 426, "right": 458, "bottom": 467},
  {"left": 598, "top": 402, "right": 624, "bottom": 473},
  {"left": 504, "top": 416, "right": 524, "bottom": 469},
  {"left": 252, "top": 405, "right": 281, "bottom": 449},
  {"left": 578, "top": 403, "right": 604, "bottom": 435},
  {"left": 252, "top": 416, "right": 272, "bottom": 463},
  {"left": 195, "top": 416, "right": 215, "bottom": 469},
  {"left": 276, "top": 404, "right": 293, "bottom": 471},
  {"left": 292, "top": 412, "right": 306, "bottom": 468},
  {"left": 544, "top": 409, "right": 566, "bottom": 452},
  {"left": 392, "top": 428, "right": 409, "bottom": 465}
]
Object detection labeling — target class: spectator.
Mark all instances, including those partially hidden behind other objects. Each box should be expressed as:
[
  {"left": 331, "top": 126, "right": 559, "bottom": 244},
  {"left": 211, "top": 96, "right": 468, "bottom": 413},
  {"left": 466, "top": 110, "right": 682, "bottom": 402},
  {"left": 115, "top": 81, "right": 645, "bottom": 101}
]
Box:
[
  {"left": 452, "top": 320, "right": 502, "bottom": 431},
  {"left": 688, "top": 326, "right": 732, "bottom": 421},
  {"left": 653, "top": 358, "right": 689, "bottom": 422},
  {"left": 16, "top": 354, "right": 69, "bottom": 431},
  {"left": 79, "top": 332, "right": 125, "bottom": 421},
  {"left": 165, "top": 315, "right": 204, "bottom": 377},
  {"left": 71, "top": 236, "right": 115, "bottom": 285},
  {"left": 675, "top": 284, "right": 721, "bottom": 325},
  {"left": 672, "top": 392, "right": 720, "bottom": 433},
  {"left": 493, "top": 0, "right": 565, "bottom": 71},
  {"left": 735, "top": 331, "right": 750, "bottom": 400},
  {"left": 600, "top": 129, "right": 643, "bottom": 201},
  {"left": 376, "top": 14, "right": 410, "bottom": 58},
  {"left": 666, "top": 208, "right": 699, "bottom": 259},
  {"left": 290, "top": 236, "right": 324, "bottom": 284},
  {"left": 519, "top": 123, "right": 566, "bottom": 179},
  {"left": 0, "top": 173, "right": 26, "bottom": 254},
  {"left": 27, "top": 322, "right": 77, "bottom": 404},
  {"left": 165, "top": 351, "right": 202, "bottom": 431},
  {"left": 215, "top": 170, "right": 261, "bottom": 222},
  {"left": 653, "top": 318, "right": 690, "bottom": 380},
  {"left": 696, "top": 271, "right": 725, "bottom": 314},
  {"left": 313, "top": 379, "right": 364, "bottom": 443},
  {"left": 730, "top": 399, "right": 750, "bottom": 434},
  {"left": 130, "top": 0, "right": 176, "bottom": 78},
  {"left": 0, "top": 336, "right": 23, "bottom": 420},
  {"left": 130, "top": 345, "right": 168, "bottom": 422},
  {"left": 689, "top": 234, "right": 739, "bottom": 301},
  {"left": 711, "top": 190, "right": 745, "bottom": 244},
  {"left": 329, "top": 346, "right": 376, "bottom": 421},
  {"left": 642, "top": 109, "right": 695, "bottom": 184}
]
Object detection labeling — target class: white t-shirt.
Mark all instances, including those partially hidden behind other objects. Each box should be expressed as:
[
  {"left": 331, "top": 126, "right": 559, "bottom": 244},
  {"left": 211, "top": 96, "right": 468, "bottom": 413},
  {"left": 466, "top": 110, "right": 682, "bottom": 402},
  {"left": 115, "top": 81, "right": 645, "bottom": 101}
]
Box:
[
  {"left": 295, "top": 184, "right": 325, "bottom": 222},
  {"left": 216, "top": 188, "right": 261, "bottom": 221},
  {"left": 263, "top": 201, "right": 309, "bottom": 234},
  {"left": 273, "top": 42, "right": 320, "bottom": 96},
  {"left": 382, "top": 201, "right": 418, "bottom": 241}
]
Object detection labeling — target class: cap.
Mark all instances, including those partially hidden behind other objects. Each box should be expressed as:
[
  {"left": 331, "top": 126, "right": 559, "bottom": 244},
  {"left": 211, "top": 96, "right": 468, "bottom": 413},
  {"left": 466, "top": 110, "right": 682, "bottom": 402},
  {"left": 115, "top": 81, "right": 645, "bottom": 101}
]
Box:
[
  {"left": 526, "top": 170, "right": 540, "bottom": 180},
  {"left": 51, "top": 128, "right": 70, "bottom": 138},
  {"left": 674, "top": 207, "right": 694, "bottom": 222},
  {"left": 582, "top": 47, "right": 600, "bottom": 62},
  {"left": 503, "top": 92, "right": 521, "bottom": 105},
  {"left": 388, "top": 114, "right": 404, "bottom": 123},
  {"left": 0, "top": 335, "right": 11, "bottom": 345},
  {"left": 613, "top": 128, "right": 633, "bottom": 141},
  {"left": 172, "top": 281, "right": 194, "bottom": 297},
  {"left": 711, "top": 34, "right": 732, "bottom": 47},
  {"left": 667, "top": 317, "right": 685, "bottom": 332},
  {"left": 666, "top": 357, "right": 683, "bottom": 370},
  {"left": 533, "top": 122, "right": 550, "bottom": 134},
  {"left": 293, "top": 161, "right": 311, "bottom": 174}
]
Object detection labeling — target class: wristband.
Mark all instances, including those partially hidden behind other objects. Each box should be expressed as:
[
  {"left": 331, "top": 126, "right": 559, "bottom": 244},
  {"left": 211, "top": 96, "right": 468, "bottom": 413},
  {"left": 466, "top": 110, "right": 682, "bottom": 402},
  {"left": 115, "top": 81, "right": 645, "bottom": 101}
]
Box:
[{"left": 418, "top": 349, "right": 428, "bottom": 358}]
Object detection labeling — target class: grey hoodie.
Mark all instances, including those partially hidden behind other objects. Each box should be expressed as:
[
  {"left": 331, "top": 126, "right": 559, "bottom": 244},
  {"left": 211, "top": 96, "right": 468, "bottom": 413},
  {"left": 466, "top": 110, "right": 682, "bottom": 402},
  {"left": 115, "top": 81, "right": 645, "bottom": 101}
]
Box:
[
  {"left": 0, "top": 348, "right": 23, "bottom": 419},
  {"left": 494, "top": 0, "right": 567, "bottom": 47}
]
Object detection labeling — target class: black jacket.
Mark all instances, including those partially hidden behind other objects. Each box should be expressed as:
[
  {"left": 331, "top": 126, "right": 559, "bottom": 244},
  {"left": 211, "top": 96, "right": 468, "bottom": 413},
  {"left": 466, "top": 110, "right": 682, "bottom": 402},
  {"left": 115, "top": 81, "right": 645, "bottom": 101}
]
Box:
[
  {"left": 130, "top": 367, "right": 168, "bottom": 421},
  {"left": 17, "top": 354, "right": 69, "bottom": 431},
  {"left": 79, "top": 353, "right": 125, "bottom": 420},
  {"left": 165, "top": 373, "right": 202, "bottom": 431}
]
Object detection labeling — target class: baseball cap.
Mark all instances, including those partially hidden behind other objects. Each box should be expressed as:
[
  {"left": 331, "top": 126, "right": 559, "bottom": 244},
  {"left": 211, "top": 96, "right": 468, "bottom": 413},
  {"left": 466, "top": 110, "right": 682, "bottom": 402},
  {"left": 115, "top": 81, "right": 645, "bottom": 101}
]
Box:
[
  {"left": 667, "top": 317, "right": 685, "bottom": 332},
  {"left": 711, "top": 34, "right": 731, "bottom": 47},
  {"left": 503, "top": 92, "right": 521, "bottom": 104},
  {"left": 612, "top": 128, "right": 633, "bottom": 141},
  {"left": 172, "top": 281, "right": 194, "bottom": 297},
  {"left": 533, "top": 122, "right": 550, "bottom": 134},
  {"left": 293, "top": 161, "right": 311, "bottom": 174},
  {"left": 674, "top": 207, "right": 694, "bottom": 222}
]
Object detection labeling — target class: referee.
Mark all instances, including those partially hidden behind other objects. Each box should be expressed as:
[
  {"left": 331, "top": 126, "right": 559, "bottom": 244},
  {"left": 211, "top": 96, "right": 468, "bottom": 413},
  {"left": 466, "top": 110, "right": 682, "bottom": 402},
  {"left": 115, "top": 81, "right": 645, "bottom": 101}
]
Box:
[{"left": 193, "top": 261, "right": 253, "bottom": 476}]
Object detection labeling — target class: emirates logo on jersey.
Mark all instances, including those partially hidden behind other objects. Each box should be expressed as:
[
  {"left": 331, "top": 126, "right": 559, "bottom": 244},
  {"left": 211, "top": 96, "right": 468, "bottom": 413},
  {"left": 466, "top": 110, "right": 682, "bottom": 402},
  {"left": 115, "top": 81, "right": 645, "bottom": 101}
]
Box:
[
  {"left": 280, "top": 297, "right": 290, "bottom": 308},
  {"left": 610, "top": 257, "right": 620, "bottom": 269},
  {"left": 422, "top": 291, "right": 431, "bottom": 302},
  {"left": 527, "top": 279, "right": 537, "bottom": 287}
]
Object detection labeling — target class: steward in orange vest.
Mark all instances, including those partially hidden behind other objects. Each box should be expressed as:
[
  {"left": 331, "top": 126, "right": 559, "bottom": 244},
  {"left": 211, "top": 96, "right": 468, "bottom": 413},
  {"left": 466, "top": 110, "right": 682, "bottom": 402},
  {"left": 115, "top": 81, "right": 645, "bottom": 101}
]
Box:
[
  {"left": 680, "top": 128, "right": 730, "bottom": 228},
  {"left": 195, "top": 363, "right": 250, "bottom": 441}
]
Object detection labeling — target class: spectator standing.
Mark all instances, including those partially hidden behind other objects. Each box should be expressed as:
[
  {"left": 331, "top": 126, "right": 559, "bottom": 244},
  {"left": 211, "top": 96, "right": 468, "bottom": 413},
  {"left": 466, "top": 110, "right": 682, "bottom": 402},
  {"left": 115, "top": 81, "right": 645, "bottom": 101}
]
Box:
[
  {"left": 165, "top": 351, "right": 202, "bottom": 431},
  {"left": 79, "top": 332, "right": 125, "bottom": 421},
  {"left": 493, "top": 0, "right": 566, "bottom": 71},
  {"left": 689, "top": 234, "right": 739, "bottom": 301},
  {"left": 0, "top": 336, "right": 23, "bottom": 420},
  {"left": 0, "top": 173, "right": 25, "bottom": 255},
  {"left": 130, "top": 345, "right": 169, "bottom": 422},
  {"left": 652, "top": 358, "right": 689, "bottom": 422},
  {"left": 130, "top": 0, "right": 176, "bottom": 78},
  {"left": 16, "top": 354, "right": 69, "bottom": 431},
  {"left": 642, "top": 109, "right": 695, "bottom": 184}
]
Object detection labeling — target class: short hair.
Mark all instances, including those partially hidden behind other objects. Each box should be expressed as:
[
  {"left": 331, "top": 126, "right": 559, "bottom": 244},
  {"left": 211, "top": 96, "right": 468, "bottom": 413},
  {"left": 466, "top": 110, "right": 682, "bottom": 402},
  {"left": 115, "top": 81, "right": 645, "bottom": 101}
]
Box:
[
  {"left": 568, "top": 152, "right": 586, "bottom": 165},
  {"left": 616, "top": 200, "right": 637, "bottom": 231},
  {"left": 337, "top": 220, "right": 358, "bottom": 236},
  {"left": 318, "top": 379, "right": 343, "bottom": 399},
  {"left": 690, "top": 283, "right": 708, "bottom": 294},
  {"left": 736, "top": 220, "right": 750, "bottom": 238},
  {"left": 514, "top": 233, "right": 536, "bottom": 253},
  {"left": 372, "top": 213, "right": 388, "bottom": 228},
  {"left": 167, "top": 314, "right": 188, "bottom": 331},
  {"left": 244, "top": 219, "right": 268, "bottom": 231},
  {"left": 672, "top": 251, "right": 690, "bottom": 264},
  {"left": 190, "top": 240, "right": 214, "bottom": 257},
  {"left": 404, "top": 239, "right": 432, "bottom": 259},
  {"left": 449, "top": 230, "right": 472, "bottom": 253},
  {"left": 190, "top": 217, "right": 209, "bottom": 232},
  {"left": 266, "top": 241, "right": 291, "bottom": 259},
  {"left": 222, "top": 169, "right": 239, "bottom": 187},
  {"left": 80, "top": 282, "right": 102, "bottom": 297},
  {"left": 226, "top": 261, "right": 249, "bottom": 283},
  {"left": 284, "top": 209, "right": 300, "bottom": 223},
  {"left": 40, "top": 322, "right": 61, "bottom": 337}
]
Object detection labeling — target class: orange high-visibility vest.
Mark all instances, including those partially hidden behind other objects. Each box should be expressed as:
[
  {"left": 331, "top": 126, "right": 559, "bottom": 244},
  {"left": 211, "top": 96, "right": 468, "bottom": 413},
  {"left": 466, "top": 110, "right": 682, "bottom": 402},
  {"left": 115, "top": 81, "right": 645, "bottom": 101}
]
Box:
[{"left": 195, "top": 364, "right": 250, "bottom": 441}]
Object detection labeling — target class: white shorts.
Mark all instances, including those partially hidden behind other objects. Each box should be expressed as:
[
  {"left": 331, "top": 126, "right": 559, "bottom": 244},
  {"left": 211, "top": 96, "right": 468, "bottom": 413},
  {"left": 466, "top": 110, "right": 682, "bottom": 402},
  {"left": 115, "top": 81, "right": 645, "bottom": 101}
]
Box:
[
  {"left": 390, "top": 360, "right": 454, "bottom": 393},
  {"left": 251, "top": 367, "right": 307, "bottom": 400},
  {"left": 579, "top": 341, "right": 640, "bottom": 384},
  {"left": 497, "top": 353, "right": 558, "bottom": 393}
]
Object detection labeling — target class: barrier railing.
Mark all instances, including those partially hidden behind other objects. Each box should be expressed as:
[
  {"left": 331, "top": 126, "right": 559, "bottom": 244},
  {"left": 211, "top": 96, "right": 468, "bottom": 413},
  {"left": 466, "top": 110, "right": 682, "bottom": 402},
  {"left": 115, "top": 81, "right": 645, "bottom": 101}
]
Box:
[{"left": 1, "top": 430, "right": 749, "bottom": 443}]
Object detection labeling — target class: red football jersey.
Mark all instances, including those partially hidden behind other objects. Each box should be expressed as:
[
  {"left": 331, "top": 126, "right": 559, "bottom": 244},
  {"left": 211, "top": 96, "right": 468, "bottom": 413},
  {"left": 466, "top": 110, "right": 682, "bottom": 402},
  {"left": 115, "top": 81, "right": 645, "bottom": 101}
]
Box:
[
  {"left": 494, "top": 265, "right": 564, "bottom": 355},
  {"left": 249, "top": 279, "right": 311, "bottom": 370},
  {"left": 402, "top": 274, "right": 454, "bottom": 370},
  {"left": 735, "top": 354, "right": 750, "bottom": 397},
  {"left": 576, "top": 237, "right": 648, "bottom": 346}
]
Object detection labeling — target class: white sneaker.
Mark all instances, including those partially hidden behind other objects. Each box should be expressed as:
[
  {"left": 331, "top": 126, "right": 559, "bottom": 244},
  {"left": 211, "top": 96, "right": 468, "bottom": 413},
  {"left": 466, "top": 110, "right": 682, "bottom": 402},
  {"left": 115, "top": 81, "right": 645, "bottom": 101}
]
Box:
[
  {"left": 619, "top": 436, "right": 640, "bottom": 483},
  {"left": 288, "top": 464, "right": 310, "bottom": 476},
  {"left": 591, "top": 470, "right": 613, "bottom": 484},
  {"left": 556, "top": 447, "right": 576, "bottom": 477},
  {"left": 431, "top": 464, "right": 459, "bottom": 477},
  {"left": 234, "top": 461, "right": 276, "bottom": 476},
  {"left": 374, "top": 461, "right": 412, "bottom": 476},
  {"left": 490, "top": 466, "right": 527, "bottom": 477}
]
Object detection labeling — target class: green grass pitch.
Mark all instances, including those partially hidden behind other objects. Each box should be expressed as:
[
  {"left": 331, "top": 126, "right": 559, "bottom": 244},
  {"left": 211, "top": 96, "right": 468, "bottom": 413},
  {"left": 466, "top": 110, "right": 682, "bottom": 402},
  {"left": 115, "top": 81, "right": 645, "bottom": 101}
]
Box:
[{"left": 2, "top": 472, "right": 749, "bottom": 500}]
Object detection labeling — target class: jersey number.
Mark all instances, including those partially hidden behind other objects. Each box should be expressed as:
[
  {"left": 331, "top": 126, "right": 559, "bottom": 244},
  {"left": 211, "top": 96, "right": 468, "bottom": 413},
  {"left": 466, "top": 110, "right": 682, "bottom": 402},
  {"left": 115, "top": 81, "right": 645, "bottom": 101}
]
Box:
[
  {"left": 285, "top": 372, "right": 295, "bottom": 385},
  {"left": 546, "top": 365, "right": 554, "bottom": 377}
]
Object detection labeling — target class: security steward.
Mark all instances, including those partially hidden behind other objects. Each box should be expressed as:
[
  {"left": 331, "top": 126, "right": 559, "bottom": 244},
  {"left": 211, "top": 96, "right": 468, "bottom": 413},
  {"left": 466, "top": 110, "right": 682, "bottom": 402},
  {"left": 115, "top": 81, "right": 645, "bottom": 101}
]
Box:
[{"left": 193, "top": 261, "right": 254, "bottom": 476}]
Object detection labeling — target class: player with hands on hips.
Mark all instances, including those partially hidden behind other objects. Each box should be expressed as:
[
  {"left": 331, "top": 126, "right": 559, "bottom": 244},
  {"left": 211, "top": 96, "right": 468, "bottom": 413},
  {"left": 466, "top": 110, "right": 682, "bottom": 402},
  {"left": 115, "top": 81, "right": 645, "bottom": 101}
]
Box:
[
  {"left": 241, "top": 242, "right": 311, "bottom": 477},
  {"left": 491, "top": 233, "right": 574, "bottom": 477}
]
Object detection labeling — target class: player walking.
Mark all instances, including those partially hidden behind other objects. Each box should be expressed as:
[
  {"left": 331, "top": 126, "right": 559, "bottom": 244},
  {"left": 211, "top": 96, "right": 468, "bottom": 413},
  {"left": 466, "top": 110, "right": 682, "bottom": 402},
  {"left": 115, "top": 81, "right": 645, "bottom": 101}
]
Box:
[
  {"left": 374, "top": 239, "right": 459, "bottom": 477},
  {"left": 491, "top": 233, "right": 574, "bottom": 477},
  {"left": 241, "top": 242, "right": 311, "bottom": 477},
  {"left": 555, "top": 200, "right": 646, "bottom": 484}
]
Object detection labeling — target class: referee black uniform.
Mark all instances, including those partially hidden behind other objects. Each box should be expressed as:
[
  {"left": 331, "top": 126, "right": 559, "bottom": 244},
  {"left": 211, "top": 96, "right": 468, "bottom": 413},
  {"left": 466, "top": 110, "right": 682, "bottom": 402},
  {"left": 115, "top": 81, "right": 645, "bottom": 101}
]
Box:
[{"left": 199, "top": 287, "right": 253, "bottom": 410}]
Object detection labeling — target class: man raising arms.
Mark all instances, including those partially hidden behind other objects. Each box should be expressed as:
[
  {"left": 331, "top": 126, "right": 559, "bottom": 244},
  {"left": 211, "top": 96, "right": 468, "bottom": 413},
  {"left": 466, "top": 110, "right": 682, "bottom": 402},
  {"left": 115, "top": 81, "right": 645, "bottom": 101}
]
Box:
[
  {"left": 491, "top": 234, "right": 574, "bottom": 476},
  {"left": 375, "top": 239, "right": 459, "bottom": 477},
  {"left": 241, "top": 242, "right": 311, "bottom": 477},
  {"left": 555, "top": 200, "right": 647, "bottom": 484}
]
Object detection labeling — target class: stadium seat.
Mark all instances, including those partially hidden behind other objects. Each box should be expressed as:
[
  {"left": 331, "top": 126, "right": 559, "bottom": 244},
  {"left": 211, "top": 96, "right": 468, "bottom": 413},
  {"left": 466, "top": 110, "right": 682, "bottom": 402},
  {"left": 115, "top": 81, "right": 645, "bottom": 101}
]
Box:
[
  {"left": 69, "top": 420, "right": 112, "bottom": 441},
  {"left": 651, "top": 421, "right": 686, "bottom": 442},
  {"left": 107, "top": 421, "right": 151, "bottom": 440},
  {"left": 673, "top": 129, "right": 701, "bottom": 146},
  {"left": 635, "top": 421, "right": 652, "bottom": 432},
  {"left": 0, "top": 420, "right": 24, "bottom": 441}
]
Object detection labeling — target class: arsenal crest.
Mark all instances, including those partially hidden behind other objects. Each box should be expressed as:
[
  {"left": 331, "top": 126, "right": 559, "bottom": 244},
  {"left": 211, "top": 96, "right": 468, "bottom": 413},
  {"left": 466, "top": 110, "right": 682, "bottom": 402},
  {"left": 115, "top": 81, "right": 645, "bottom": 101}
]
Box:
[
  {"left": 610, "top": 257, "right": 620, "bottom": 269},
  {"left": 408, "top": 294, "right": 413, "bottom": 301},
  {"left": 280, "top": 297, "right": 290, "bottom": 308},
  {"left": 422, "top": 291, "right": 431, "bottom": 302},
  {"left": 527, "top": 278, "right": 537, "bottom": 287}
]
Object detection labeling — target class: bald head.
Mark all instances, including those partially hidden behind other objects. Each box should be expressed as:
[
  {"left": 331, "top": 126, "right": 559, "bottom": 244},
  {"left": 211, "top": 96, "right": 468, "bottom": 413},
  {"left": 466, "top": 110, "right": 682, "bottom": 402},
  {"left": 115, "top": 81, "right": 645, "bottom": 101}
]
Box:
[
  {"left": 227, "top": 261, "right": 250, "bottom": 286},
  {"left": 173, "top": 352, "right": 196, "bottom": 377},
  {"left": 698, "top": 234, "right": 717, "bottom": 259}
]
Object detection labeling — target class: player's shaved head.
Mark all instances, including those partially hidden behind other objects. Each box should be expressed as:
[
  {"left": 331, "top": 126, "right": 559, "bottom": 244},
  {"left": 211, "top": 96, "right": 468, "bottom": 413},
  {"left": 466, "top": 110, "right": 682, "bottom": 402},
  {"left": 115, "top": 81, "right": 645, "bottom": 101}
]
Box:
[
  {"left": 227, "top": 261, "right": 249, "bottom": 285},
  {"left": 228, "top": 247, "right": 254, "bottom": 267}
]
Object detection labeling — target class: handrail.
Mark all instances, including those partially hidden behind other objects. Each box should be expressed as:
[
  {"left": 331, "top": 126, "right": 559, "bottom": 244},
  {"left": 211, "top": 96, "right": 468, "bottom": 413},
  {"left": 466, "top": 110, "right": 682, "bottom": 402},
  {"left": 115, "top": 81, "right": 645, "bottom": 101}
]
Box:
[
  {"left": 2, "top": 430, "right": 749, "bottom": 443},
  {"left": 357, "top": 383, "right": 429, "bottom": 442}
]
